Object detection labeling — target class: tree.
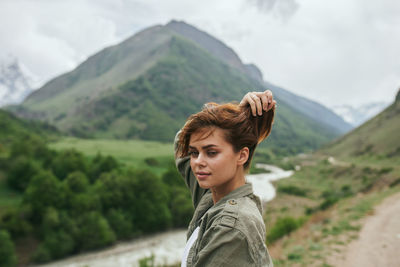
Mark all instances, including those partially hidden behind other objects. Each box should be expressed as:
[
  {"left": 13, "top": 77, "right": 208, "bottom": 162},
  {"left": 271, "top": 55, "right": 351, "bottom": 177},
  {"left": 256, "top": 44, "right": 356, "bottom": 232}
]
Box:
[
  {"left": 162, "top": 167, "right": 193, "bottom": 227},
  {"left": 42, "top": 230, "right": 75, "bottom": 260},
  {"left": 96, "top": 169, "right": 172, "bottom": 233},
  {"left": 64, "top": 171, "right": 89, "bottom": 193},
  {"left": 0, "top": 230, "right": 17, "bottom": 266},
  {"left": 75, "top": 211, "right": 115, "bottom": 251},
  {"left": 162, "top": 167, "right": 186, "bottom": 187},
  {"left": 129, "top": 169, "right": 172, "bottom": 232},
  {"left": 106, "top": 209, "right": 135, "bottom": 239},
  {"left": 7, "top": 156, "right": 41, "bottom": 191},
  {"left": 24, "top": 171, "right": 62, "bottom": 223},
  {"left": 51, "top": 149, "right": 88, "bottom": 180},
  {"left": 168, "top": 187, "right": 193, "bottom": 227},
  {"left": 89, "top": 154, "right": 119, "bottom": 183}
]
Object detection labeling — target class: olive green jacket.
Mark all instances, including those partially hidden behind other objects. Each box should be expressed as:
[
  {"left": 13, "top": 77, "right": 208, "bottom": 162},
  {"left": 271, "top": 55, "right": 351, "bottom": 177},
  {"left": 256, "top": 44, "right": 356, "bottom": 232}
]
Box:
[{"left": 175, "top": 137, "right": 273, "bottom": 267}]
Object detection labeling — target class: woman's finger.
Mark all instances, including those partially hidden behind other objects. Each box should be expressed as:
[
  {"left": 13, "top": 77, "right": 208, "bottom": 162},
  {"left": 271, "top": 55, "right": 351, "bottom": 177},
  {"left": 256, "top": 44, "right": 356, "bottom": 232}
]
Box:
[
  {"left": 239, "top": 92, "right": 252, "bottom": 106},
  {"left": 251, "top": 93, "right": 263, "bottom": 116},
  {"left": 246, "top": 95, "right": 257, "bottom": 116},
  {"left": 264, "top": 90, "right": 273, "bottom": 111},
  {"left": 259, "top": 93, "right": 269, "bottom": 111}
]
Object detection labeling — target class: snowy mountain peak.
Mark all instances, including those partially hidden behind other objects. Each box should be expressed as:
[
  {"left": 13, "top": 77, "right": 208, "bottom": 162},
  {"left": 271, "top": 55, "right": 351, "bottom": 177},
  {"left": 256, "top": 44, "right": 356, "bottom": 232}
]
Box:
[
  {"left": 330, "top": 102, "right": 390, "bottom": 127},
  {"left": 0, "top": 58, "right": 34, "bottom": 107}
]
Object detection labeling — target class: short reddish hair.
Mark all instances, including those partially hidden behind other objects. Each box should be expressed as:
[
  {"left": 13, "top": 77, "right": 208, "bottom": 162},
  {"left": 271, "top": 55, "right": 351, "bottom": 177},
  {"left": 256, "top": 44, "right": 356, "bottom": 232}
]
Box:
[{"left": 176, "top": 102, "right": 275, "bottom": 169}]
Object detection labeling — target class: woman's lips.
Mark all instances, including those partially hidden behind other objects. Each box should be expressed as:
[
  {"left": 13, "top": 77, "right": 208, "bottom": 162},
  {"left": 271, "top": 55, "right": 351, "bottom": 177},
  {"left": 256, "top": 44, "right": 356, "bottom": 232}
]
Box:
[{"left": 195, "top": 172, "right": 211, "bottom": 180}]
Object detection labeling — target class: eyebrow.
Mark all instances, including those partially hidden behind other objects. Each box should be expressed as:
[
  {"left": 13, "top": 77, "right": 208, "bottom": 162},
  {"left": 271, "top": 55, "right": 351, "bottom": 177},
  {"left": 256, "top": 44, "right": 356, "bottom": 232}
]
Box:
[{"left": 189, "top": 144, "right": 218, "bottom": 150}]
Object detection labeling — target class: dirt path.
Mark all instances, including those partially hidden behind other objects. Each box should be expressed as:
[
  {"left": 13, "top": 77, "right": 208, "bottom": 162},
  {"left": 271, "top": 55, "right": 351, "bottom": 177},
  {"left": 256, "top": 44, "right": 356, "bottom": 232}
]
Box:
[{"left": 330, "top": 192, "right": 400, "bottom": 267}]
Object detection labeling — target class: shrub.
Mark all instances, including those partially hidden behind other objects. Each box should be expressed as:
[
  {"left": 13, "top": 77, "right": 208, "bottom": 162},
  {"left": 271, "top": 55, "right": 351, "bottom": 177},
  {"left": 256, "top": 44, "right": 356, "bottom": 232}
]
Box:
[
  {"left": 390, "top": 178, "right": 400, "bottom": 188},
  {"left": 319, "top": 197, "right": 339, "bottom": 210},
  {"left": 144, "top": 157, "right": 159, "bottom": 167},
  {"left": 278, "top": 185, "right": 307, "bottom": 197},
  {"left": 139, "top": 254, "right": 155, "bottom": 267},
  {"left": 379, "top": 167, "right": 393, "bottom": 174},
  {"left": 267, "top": 216, "right": 306, "bottom": 244}
]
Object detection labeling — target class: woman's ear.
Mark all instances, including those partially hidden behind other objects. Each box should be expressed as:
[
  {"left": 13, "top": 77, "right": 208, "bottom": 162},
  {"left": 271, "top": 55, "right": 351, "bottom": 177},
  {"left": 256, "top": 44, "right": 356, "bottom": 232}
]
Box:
[{"left": 237, "top": 147, "right": 250, "bottom": 166}]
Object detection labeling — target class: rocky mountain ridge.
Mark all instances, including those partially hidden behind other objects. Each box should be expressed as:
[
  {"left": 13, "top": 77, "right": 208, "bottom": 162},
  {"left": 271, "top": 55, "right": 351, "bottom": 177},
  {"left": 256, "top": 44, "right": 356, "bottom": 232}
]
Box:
[{"left": 0, "top": 58, "right": 34, "bottom": 107}]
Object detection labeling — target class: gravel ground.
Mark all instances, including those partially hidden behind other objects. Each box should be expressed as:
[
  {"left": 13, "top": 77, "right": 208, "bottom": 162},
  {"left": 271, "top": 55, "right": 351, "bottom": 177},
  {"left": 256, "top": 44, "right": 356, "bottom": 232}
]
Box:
[{"left": 329, "top": 192, "right": 400, "bottom": 267}]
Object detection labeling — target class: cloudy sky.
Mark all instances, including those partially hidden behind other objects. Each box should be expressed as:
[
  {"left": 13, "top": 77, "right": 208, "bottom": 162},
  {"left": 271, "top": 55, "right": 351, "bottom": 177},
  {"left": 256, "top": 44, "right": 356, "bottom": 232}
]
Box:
[{"left": 1, "top": 0, "right": 399, "bottom": 107}]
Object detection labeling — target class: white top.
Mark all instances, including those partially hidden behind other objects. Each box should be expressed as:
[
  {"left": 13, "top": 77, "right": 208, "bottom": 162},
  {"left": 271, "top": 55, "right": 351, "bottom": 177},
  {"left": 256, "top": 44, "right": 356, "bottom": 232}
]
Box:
[{"left": 181, "top": 226, "right": 200, "bottom": 267}]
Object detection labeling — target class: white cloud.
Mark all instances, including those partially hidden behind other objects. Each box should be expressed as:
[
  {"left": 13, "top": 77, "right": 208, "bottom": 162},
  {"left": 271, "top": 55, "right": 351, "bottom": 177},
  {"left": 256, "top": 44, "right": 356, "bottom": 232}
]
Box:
[{"left": 0, "top": 0, "right": 399, "bottom": 106}]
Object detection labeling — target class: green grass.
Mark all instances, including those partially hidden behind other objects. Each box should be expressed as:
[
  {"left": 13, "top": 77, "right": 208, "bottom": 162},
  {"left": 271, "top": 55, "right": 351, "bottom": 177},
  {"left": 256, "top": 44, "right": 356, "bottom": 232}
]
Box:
[{"left": 49, "top": 137, "right": 175, "bottom": 176}]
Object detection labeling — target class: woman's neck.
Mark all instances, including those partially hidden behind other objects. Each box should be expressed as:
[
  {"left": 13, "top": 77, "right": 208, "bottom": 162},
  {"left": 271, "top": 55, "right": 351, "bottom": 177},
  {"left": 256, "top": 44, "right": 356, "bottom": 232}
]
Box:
[{"left": 211, "top": 171, "right": 246, "bottom": 204}]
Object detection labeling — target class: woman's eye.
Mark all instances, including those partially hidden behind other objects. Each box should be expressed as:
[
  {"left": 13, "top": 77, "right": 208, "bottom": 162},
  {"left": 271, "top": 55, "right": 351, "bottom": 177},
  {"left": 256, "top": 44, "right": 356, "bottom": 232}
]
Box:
[
  {"left": 207, "top": 151, "right": 218, "bottom": 157},
  {"left": 189, "top": 151, "right": 199, "bottom": 157}
]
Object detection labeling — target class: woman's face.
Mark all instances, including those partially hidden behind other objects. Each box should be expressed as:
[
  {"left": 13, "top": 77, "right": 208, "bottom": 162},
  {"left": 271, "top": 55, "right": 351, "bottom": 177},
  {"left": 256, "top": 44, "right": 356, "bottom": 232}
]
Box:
[{"left": 188, "top": 127, "right": 244, "bottom": 191}]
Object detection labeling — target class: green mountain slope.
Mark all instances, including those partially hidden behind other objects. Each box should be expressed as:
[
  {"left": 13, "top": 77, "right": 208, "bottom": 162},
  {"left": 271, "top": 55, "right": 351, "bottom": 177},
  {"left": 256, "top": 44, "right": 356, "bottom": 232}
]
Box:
[
  {"left": 9, "top": 21, "right": 345, "bottom": 154},
  {"left": 321, "top": 91, "right": 400, "bottom": 158},
  {"left": 0, "top": 109, "right": 57, "bottom": 147},
  {"left": 17, "top": 25, "right": 172, "bottom": 117}
]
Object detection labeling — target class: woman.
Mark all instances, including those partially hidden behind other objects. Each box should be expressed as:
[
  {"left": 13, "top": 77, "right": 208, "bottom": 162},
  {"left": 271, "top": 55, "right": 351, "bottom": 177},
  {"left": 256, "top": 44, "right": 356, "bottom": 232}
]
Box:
[{"left": 175, "top": 90, "right": 276, "bottom": 267}]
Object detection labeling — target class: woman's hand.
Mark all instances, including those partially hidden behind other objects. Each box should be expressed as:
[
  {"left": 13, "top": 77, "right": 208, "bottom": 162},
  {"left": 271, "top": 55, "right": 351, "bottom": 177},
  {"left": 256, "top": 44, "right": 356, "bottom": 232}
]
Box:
[{"left": 239, "top": 90, "right": 276, "bottom": 116}]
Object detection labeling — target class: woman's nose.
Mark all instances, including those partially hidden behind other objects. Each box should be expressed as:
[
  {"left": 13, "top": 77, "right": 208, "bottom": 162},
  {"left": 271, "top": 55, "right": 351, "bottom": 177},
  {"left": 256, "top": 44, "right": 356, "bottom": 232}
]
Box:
[{"left": 194, "top": 153, "right": 206, "bottom": 166}]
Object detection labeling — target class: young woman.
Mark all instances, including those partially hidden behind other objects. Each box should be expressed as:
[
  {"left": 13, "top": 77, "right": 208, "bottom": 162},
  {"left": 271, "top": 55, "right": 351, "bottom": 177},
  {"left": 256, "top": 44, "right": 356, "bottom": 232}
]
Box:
[{"left": 175, "top": 90, "right": 276, "bottom": 267}]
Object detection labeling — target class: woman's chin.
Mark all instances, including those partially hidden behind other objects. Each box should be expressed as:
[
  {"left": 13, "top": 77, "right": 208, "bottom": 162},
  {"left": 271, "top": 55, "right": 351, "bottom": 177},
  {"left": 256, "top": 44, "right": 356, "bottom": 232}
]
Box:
[{"left": 197, "top": 181, "right": 212, "bottom": 189}]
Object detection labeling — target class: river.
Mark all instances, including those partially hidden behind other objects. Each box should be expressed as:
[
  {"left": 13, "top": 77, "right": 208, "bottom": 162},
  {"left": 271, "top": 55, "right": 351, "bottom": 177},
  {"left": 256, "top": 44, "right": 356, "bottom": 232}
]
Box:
[{"left": 40, "top": 164, "right": 294, "bottom": 267}]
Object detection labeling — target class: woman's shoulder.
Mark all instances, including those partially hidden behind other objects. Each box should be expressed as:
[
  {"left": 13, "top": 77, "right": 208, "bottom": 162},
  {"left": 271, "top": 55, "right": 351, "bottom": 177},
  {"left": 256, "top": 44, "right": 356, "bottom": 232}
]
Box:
[
  {"left": 210, "top": 193, "right": 265, "bottom": 234},
  {"left": 236, "top": 195, "right": 266, "bottom": 234}
]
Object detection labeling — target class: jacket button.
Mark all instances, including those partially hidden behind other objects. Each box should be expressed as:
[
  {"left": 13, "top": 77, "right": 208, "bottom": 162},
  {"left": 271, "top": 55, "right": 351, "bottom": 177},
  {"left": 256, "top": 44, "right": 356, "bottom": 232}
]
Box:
[{"left": 228, "top": 199, "right": 237, "bottom": 205}]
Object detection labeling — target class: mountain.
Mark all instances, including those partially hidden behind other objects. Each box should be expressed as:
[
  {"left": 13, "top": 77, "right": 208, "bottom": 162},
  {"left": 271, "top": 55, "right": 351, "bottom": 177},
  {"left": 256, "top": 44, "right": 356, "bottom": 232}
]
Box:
[
  {"left": 165, "top": 20, "right": 352, "bottom": 134},
  {"left": 330, "top": 102, "right": 390, "bottom": 127},
  {"left": 0, "top": 59, "right": 34, "bottom": 107},
  {"left": 8, "top": 20, "right": 348, "bottom": 154},
  {"left": 265, "top": 82, "right": 353, "bottom": 133},
  {"left": 321, "top": 89, "right": 400, "bottom": 158}
]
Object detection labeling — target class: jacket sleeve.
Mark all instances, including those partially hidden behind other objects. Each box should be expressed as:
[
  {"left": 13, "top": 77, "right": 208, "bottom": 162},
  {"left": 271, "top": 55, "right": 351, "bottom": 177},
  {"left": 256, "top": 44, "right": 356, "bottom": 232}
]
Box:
[
  {"left": 193, "top": 225, "right": 261, "bottom": 267},
  {"left": 174, "top": 131, "right": 208, "bottom": 209}
]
